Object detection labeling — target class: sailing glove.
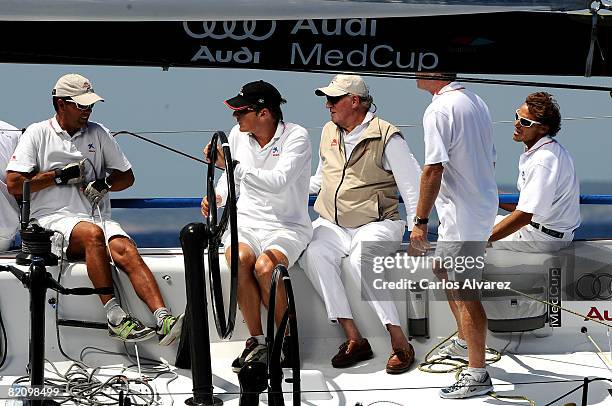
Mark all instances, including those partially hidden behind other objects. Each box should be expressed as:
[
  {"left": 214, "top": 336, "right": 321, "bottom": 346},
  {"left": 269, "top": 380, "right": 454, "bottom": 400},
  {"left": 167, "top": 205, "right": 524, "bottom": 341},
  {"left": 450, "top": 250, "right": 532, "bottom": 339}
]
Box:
[
  {"left": 84, "top": 178, "right": 111, "bottom": 206},
  {"left": 54, "top": 159, "right": 86, "bottom": 185}
]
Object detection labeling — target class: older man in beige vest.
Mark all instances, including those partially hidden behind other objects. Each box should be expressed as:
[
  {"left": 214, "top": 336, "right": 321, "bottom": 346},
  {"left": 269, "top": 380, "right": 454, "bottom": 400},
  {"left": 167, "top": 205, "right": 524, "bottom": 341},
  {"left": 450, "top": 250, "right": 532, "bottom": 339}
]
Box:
[{"left": 299, "top": 74, "right": 421, "bottom": 374}]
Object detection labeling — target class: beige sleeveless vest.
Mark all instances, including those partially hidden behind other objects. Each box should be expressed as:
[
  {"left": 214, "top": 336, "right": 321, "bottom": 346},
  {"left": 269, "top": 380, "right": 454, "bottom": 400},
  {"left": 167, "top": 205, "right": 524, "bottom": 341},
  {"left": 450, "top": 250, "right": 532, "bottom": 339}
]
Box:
[{"left": 314, "top": 117, "right": 401, "bottom": 228}]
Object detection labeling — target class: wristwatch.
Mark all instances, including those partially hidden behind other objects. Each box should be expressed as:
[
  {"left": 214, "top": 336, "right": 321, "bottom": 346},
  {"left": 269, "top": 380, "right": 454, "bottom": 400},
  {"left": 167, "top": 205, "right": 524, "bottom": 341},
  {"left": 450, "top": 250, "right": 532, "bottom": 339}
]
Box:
[{"left": 413, "top": 215, "right": 429, "bottom": 226}]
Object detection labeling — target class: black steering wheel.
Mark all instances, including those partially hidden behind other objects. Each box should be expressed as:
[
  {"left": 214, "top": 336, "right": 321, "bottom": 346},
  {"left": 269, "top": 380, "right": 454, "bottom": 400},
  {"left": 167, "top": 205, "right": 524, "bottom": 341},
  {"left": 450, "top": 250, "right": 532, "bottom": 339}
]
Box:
[
  {"left": 267, "top": 264, "right": 301, "bottom": 406},
  {"left": 206, "top": 131, "right": 238, "bottom": 339}
]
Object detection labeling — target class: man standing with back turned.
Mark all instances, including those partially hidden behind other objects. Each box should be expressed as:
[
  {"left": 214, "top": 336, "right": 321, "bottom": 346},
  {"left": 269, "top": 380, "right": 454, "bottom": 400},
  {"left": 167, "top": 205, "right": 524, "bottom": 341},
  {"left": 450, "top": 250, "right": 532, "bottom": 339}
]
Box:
[{"left": 412, "top": 73, "right": 498, "bottom": 398}]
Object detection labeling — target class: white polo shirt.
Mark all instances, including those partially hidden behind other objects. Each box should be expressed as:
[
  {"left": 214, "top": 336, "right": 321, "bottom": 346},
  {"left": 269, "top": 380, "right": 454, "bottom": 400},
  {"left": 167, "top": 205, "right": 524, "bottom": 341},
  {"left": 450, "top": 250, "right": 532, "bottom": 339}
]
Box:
[
  {"left": 516, "top": 136, "right": 580, "bottom": 233},
  {"left": 216, "top": 122, "right": 313, "bottom": 239},
  {"left": 422, "top": 82, "right": 498, "bottom": 241},
  {"left": 6, "top": 116, "right": 131, "bottom": 221},
  {"left": 0, "top": 121, "right": 21, "bottom": 242},
  {"left": 310, "top": 111, "right": 422, "bottom": 229}
]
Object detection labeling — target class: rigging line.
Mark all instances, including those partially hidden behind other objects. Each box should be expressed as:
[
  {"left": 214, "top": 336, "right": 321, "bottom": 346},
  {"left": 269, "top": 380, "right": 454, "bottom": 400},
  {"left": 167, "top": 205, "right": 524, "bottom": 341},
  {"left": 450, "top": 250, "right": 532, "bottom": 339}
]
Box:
[
  {"left": 112, "top": 130, "right": 207, "bottom": 165},
  {"left": 112, "top": 129, "right": 217, "bottom": 134},
  {"left": 304, "top": 68, "right": 612, "bottom": 93},
  {"left": 96, "top": 115, "right": 612, "bottom": 136}
]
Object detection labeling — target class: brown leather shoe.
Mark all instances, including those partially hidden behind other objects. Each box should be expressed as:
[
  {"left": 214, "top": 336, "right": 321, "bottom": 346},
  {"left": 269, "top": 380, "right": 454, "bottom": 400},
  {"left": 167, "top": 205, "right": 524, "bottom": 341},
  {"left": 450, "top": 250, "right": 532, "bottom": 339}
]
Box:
[
  {"left": 331, "top": 338, "right": 374, "bottom": 368},
  {"left": 385, "top": 344, "right": 415, "bottom": 374}
]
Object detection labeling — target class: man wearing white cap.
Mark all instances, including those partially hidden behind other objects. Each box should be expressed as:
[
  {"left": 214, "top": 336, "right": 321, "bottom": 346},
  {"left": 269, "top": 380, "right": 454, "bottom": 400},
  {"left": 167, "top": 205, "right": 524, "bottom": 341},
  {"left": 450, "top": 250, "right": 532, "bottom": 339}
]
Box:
[
  {"left": 0, "top": 120, "right": 21, "bottom": 251},
  {"left": 6, "top": 74, "right": 183, "bottom": 345},
  {"left": 299, "top": 74, "right": 421, "bottom": 374}
]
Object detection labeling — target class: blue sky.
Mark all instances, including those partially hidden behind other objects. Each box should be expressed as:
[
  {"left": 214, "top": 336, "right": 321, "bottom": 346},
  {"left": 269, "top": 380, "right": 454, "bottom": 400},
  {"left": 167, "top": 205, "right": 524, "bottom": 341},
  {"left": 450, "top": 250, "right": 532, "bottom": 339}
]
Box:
[{"left": 2, "top": 63, "right": 611, "bottom": 198}]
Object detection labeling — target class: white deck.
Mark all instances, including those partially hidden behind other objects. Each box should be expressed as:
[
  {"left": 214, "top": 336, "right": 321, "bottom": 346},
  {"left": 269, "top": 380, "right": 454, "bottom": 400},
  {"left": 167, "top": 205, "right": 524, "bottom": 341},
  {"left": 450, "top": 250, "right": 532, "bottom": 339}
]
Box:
[{"left": 0, "top": 242, "right": 611, "bottom": 405}]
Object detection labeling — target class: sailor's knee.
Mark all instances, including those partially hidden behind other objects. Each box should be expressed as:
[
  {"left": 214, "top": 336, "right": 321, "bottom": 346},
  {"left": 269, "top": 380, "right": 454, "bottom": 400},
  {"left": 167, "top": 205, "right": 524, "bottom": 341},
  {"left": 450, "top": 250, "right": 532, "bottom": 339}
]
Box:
[
  {"left": 77, "top": 223, "right": 106, "bottom": 246},
  {"left": 253, "top": 256, "right": 274, "bottom": 281},
  {"left": 109, "top": 237, "right": 137, "bottom": 262}
]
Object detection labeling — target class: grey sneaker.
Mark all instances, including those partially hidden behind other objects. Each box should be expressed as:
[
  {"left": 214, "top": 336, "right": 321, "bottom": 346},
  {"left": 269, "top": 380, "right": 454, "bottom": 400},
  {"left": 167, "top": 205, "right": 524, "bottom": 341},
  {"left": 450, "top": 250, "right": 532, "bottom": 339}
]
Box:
[
  {"left": 157, "top": 313, "right": 185, "bottom": 346},
  {"left": 439, "top": 370, "right": 493, "bottom": 399},
  {"left": 108, "top": 315, "right": 156, "bottom": 342},
  {"left": 231, "top": 337, "right": 268, "bottom": 373},
  {"left": 437, "top": 337, "right": 468, "bottom": 359}
]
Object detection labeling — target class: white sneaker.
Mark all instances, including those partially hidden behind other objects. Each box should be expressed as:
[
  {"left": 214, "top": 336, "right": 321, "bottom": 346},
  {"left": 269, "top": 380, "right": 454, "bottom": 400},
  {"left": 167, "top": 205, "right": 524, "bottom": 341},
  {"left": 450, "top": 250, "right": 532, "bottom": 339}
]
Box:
[
  {"left": 439, "top": 370, "right": 493, "bottom": 399},
  {"left": 437, "top": 337, "right": 468, "bottom": 358}
]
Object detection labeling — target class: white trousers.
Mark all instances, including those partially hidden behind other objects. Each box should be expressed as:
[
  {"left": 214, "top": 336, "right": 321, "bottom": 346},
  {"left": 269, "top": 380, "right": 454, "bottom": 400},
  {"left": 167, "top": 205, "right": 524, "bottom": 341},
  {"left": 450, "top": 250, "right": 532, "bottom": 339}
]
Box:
[
  {"left": 492, "top": 214, "right": 573, "bottom": 253},
  {"left": 298, "top": 217, "right": 405, "bottom": 327}
]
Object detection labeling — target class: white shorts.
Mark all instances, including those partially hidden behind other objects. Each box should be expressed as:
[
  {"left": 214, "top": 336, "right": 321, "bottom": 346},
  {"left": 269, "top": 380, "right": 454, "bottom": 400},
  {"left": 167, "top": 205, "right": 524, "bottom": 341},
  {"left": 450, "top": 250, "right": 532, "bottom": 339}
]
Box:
[
  {"left": 37, "top": 213, "right": 131, "bottom": 258},
  {"left": 222, "top": 227, "right": 309, "bottom": 267},
  {"left": 0, "top": 236, "right": 13, "bottom": 252}
]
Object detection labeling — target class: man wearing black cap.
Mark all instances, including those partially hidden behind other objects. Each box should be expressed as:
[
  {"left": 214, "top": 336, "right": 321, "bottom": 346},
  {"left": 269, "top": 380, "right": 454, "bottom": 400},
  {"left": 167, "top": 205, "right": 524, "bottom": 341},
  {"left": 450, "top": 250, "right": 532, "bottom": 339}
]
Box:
[{"left": 202, "top": 80, "right": 312, "bottom": 371}]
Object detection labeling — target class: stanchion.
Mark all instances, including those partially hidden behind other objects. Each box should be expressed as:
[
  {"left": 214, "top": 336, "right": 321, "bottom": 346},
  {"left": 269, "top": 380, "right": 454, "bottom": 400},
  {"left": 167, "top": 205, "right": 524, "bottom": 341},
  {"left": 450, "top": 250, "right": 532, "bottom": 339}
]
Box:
[
  {"left": 177, "top": 131, "right": 238, "bottom": 405},
  {"left": 180, "top": 223, "right": 221, "bottom": 406}
]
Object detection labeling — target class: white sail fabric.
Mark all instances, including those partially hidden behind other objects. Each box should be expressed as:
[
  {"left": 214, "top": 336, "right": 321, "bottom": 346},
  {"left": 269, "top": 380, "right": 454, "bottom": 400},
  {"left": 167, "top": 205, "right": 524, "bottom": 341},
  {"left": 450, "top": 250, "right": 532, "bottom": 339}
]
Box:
[{"left": 0, "top": 0, "right": 588, "bottom": 21}]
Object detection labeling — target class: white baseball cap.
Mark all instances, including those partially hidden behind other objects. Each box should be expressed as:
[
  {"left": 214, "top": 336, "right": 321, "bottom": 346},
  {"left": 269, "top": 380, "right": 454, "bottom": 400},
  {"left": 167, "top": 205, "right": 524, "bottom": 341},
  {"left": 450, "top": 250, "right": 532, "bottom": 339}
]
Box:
[
  {"left": 315, "top": 74, "right": 369, "bottom": 98},
  {"left": 52, "top": 74, "right": 104, "bottom": 105}
]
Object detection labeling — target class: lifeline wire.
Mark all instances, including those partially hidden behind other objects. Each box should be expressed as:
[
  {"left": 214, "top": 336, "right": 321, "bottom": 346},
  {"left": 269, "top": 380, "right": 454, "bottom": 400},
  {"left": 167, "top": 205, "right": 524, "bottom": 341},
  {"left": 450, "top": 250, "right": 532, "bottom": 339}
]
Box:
[
  {"left": 74, "top": 114, "right": 612, "bottom": 136},
  {"left": 304, "top": 68, "right": 612, "bottom": 93}
]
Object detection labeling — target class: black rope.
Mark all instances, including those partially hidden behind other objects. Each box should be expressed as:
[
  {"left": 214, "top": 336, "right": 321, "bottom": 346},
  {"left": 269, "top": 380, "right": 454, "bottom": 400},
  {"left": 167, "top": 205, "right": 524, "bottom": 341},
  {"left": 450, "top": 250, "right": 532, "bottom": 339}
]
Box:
[{"left": 112, "top": 130, "right": 207, "bottom": 165}]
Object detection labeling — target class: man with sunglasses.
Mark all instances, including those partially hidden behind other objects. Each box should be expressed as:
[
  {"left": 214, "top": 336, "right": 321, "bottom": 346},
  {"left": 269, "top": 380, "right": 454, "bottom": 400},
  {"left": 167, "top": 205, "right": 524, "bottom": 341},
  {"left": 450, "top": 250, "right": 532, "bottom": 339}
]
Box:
[
  {"left": 299, "top": 74, "right": 421, "bottom": 374},
  {"left": 489, "top": 92, "right": 580, "bottom": 252},
  {"left": 6, "top": 73, "right": 183, "bottom": 345},
  {"left": 202, "top": 80, "right": 312, "bottom": 372},
  {"left": 412, "top": 72, "right": 498, "bottom": 399}
]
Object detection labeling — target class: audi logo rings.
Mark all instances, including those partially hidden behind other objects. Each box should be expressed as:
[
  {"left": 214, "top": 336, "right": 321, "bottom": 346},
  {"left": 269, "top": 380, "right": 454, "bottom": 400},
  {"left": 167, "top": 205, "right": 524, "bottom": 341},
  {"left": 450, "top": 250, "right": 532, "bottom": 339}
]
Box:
[
  {"left": 183, "top": 21, "right": 277, "bottom": 41},
  {"left": 575, "top": 272, "right": 612, "bottom": 300}
]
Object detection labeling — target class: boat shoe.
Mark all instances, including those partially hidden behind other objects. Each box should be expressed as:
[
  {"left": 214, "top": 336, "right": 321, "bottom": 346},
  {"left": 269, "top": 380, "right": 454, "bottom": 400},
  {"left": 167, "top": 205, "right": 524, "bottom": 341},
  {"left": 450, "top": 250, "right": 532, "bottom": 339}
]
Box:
[
  {"left": 385, "top": 345, "right": 415, "bottom": 374},
  {"left": 331, "top": 338, "right": 373, "bottom": 368}
]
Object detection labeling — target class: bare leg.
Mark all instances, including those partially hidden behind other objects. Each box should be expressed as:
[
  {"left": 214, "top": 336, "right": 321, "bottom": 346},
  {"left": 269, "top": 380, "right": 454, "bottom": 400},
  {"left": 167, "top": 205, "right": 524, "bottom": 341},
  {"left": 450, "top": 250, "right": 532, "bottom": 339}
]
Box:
[
  {"left": 338, "top": 318, "right": 363, "bottom": 342},
  {"left": 456, "top": 299, "right": 487, "bottom": 368},
  {"left": 226, "top": 243, "right": 260, "bottom": 336},
  {"left": 387, "top": 324, "right": 410, "bottom": 350},
  {"left": 434, "top": 264, "right": 464, "bottom": 339},
  {"left": 254, "top": 249, "right": 289, "bottom": 328},
  {"left": 66, "top": 222, "right": 115, "bottom": 305},
  {"left": 108, "top": 236, "right": 165, "bottom": 311}
]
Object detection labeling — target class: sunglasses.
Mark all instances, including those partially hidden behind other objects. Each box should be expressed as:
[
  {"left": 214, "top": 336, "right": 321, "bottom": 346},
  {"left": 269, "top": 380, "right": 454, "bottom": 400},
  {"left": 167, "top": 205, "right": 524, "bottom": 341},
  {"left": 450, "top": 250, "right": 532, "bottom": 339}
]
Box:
[
  {"left": 515, "top": 110, "right": 541, "bottom": 128},
  {"left": 234, "top": 106, "right": 258, "bottom": 115},
  {"left": 65, "top": 99, "right": 94, "bottom": 111},
  {"left": 326, "top": 95, "right": 349, "bottom": 105}
]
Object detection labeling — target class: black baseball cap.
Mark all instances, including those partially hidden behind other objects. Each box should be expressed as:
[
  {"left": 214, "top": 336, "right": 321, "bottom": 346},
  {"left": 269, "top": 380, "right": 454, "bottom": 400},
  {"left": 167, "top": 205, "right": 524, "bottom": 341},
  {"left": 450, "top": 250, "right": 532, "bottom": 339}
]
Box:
[{"left": 224, "top": 80, "right": 284, "bottom": 110}]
